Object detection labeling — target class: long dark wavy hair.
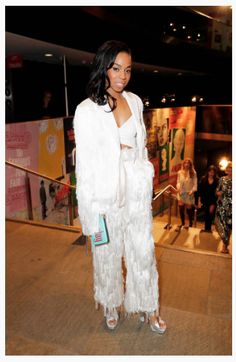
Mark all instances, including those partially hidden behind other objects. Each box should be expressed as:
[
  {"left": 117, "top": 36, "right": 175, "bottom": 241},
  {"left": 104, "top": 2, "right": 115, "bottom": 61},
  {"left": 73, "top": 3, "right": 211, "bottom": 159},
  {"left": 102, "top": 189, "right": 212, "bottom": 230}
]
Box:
[
  {"left": 201, "top": 165, "right": 219, "bottom": 184},
  {"left": 86, "top": 40, "right": 131, "bottom": 111}
]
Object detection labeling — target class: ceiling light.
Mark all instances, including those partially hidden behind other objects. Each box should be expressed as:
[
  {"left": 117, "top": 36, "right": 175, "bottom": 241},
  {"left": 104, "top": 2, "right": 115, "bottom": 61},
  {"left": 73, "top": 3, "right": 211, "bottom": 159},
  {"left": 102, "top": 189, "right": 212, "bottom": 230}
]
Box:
[
  {"left": 153, "top": 69, "right": 159, "bottom": 73},
  {"left": 170, "top": 23, "right": 174, "bottom": 27},
  {"left": 44, "top": 53, "right": 53, "bottom": 57},
  {"left": 182, "top": 25, "right": 186, "bottom": 29},
  {"left": 219, "top": 158, "right": 229, "bottom": 171}
]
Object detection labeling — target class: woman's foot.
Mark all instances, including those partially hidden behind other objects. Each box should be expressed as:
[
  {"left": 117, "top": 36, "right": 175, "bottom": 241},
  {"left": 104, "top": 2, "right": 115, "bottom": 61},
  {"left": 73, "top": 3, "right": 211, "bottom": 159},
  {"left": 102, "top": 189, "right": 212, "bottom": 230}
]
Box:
[
  {"left": 149, "top": 315, "right": 167, "bottom": 334},
  {"left": 140, "top": 312, "right": 167, "bottom": 334},
  {"left": 175, "top": 224, "right": 183, "bottom": 232},
  {"left": 105, "top": 308, "right": 119, "bottom": 330},
  {"left": 221, "top": 245, "right": 229, "bottom": 254}
]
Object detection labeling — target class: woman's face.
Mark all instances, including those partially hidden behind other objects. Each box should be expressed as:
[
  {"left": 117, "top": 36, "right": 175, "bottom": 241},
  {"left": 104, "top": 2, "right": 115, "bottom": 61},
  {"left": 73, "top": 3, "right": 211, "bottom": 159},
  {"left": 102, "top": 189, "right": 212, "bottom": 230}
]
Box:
[
  {"left": 208, "top": 169, "right": 215, "bottom": 177},
  {"left": 107, "top": 52, "right": 132, "bottom": 97},
  {"left": 183, "top": 160, "right": 191, "bottom": 170}
]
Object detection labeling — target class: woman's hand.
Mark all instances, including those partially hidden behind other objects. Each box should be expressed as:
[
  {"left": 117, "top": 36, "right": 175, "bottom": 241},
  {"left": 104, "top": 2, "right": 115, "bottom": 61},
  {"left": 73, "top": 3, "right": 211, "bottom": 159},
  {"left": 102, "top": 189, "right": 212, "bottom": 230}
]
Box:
[{"left": 216, "top": 190, "right": 222, "bottom": 198}]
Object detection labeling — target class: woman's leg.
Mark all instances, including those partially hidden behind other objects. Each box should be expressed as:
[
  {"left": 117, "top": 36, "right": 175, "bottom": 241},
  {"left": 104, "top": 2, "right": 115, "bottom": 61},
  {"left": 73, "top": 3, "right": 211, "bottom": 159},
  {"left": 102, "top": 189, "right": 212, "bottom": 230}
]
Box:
[
  {"left": 92, "top": 205, "right": 124, "bottom": 319},
  {"left": 186, "top": 205, "right": 194, "bottom": 227},
  {"left": 179, "top": 203, "right": 186, "bottom": 226},
  {"left": 121, "top": 156, "right": 166, "bottom": 332},
  {"left": 123, "top": 205, "right": 159, "bottom": 314},
  {"left": 215, "top": 205, "right": 230, "bottom": 253},
  {"left": 207, "top": 204, "right": 216, "bottom": 231}
]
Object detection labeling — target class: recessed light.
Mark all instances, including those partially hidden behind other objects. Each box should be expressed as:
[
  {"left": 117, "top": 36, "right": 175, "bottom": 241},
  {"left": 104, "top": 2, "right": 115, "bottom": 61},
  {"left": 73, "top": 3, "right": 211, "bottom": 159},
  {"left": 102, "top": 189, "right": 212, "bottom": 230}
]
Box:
[
  {"left": 44, "top": 53, "right": 53, "bottom": 57},
  {"left": 153, "top": 69, "right": 159, "bottom": 73}
]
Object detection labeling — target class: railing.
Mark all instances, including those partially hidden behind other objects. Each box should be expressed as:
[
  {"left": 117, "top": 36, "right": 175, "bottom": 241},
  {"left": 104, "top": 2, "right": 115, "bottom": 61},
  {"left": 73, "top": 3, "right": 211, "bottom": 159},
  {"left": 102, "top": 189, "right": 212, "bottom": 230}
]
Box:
[
  {"left": 152, "top": 184, "right": 197, "bottom": 229},
  {"left": 6, "top": 161, "right": 197, "bottom": 238},
  {"left": 5, "top": 161, "right": 80, "bottom": 231}
]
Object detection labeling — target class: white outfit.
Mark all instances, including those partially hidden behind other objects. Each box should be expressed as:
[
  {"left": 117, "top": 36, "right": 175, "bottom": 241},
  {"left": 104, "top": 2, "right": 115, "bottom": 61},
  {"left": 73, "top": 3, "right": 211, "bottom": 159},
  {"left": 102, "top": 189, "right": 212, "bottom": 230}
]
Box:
[
  {"left": 118, "top": 114, "right": 137, "bottom": 148},
  {"left": 73, "top": 91, "right": 159, "bottom": 315}
]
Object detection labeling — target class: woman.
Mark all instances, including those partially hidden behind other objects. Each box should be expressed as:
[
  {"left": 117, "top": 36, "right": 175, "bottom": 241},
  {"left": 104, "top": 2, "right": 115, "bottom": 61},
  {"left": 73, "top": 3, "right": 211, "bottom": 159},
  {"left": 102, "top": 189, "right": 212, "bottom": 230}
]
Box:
[
  {"left": 175, "top": 158, "right": 197, "bottom": 231},
  {"left": 198, "top": 165, "right": 219, "bottom": 232},
  {"left": 215, "top": 161, "right": 232, "bottom": 253},
  {"left": 73, "top": 40, "right": 166, "bottom": 333}
]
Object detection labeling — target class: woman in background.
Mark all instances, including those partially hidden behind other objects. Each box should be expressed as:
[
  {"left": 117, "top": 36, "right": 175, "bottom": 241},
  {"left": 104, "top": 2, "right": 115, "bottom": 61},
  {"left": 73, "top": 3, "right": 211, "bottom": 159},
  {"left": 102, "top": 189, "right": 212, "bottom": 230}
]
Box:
[
  {"left": 176, "top": 158, "right": 197, "bottom": 231},
  {"left": 215, "top": 161, "right": 232, "bottom": 253},
  {"left": 198, "top": 165, "right": 219, "bottom": 232}
]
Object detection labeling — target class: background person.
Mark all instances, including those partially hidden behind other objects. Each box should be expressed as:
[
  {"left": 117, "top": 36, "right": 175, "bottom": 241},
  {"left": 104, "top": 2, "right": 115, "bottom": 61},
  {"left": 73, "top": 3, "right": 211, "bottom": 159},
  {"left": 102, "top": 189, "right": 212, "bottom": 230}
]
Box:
[
  {"left": 198, "top": 165, "right": 219, "bottom": 233},
  {"left": 176, "top": 158, "right": 197, "bottom": 231},
  {"left": 215, "top": 161, "right": 232, "bottom": 253},
  {"left": 73, "top": 40, "right": 166, "bottom": 333},
  {"left": 39, "top": 180, "right": 47, "bottom": 219},
  {"left": 38, "top": 89, "right": 54, "bottom": 119}
]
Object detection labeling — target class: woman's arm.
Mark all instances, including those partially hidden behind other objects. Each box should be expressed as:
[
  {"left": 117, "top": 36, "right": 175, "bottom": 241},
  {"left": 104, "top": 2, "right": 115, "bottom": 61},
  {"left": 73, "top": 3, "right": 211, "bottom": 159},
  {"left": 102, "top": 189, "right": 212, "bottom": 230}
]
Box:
[
  {"left": 189, "top": 172, "right": 197, "bottom": 195},
  {"left": 73, "top": 104, "right": 99, "bottom": 235},
  {"left": 216, "top": 177, "right": 223, "bottom": 198},
  {"left": 176, "top": 171, "right": 181, "bottom": 192}
]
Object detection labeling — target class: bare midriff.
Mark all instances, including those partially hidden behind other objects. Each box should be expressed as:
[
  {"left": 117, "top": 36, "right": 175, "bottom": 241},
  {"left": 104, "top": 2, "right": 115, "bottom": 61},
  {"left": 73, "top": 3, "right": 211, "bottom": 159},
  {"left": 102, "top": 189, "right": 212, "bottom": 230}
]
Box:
[{"left": 121, "top": 144, "right": 132, "bottom": 149}]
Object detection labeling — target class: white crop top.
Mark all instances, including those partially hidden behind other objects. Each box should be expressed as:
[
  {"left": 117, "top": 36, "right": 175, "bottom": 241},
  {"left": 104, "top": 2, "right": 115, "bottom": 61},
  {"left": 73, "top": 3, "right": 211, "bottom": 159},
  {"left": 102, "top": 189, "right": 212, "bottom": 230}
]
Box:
[{"left": 118, "top": 115, "right": 137, "bottom": 148}]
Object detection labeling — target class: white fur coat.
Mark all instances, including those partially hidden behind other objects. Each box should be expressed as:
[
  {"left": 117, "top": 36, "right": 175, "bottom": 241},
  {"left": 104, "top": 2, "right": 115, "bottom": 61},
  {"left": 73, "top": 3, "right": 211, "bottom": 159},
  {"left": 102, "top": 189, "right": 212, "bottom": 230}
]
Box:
[{"left": 73, "top": 91, "right": 148, "bottom": 235}]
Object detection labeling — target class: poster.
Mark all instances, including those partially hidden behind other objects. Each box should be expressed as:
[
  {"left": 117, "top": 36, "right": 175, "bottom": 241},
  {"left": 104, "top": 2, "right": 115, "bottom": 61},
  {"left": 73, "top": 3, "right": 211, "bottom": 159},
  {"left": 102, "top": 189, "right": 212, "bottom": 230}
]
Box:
[
  {"left": 6, "top": 122, "right": 39, "bottom": 218},
  {"left": 38, "top": 118, "right": 66, "bottom": 179},
  {"left": 144, "top": 106, "right": 196, "bottom": 189},
  {"left": 30, "top": 174, "right": 70, "bottom": 225}
]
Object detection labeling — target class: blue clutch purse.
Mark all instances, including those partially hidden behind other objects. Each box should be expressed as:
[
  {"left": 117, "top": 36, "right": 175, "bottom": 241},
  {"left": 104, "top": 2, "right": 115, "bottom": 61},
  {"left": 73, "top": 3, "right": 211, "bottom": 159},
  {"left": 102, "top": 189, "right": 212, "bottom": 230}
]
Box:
[{"left": 91, "top": 215, "right": 109, "bottom": 246}]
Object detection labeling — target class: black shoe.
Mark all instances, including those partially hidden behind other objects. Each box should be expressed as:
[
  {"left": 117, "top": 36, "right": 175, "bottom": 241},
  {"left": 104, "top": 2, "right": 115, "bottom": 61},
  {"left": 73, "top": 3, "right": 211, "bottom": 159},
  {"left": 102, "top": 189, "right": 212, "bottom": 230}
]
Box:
[{"left": 175, "top": 225, "right": 183, "bottom": 232}]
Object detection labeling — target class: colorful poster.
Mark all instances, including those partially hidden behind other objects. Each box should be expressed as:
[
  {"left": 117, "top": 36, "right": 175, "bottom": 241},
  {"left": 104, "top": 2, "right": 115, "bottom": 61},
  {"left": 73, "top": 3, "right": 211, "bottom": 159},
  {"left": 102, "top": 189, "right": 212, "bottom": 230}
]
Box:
[
  {"left": 159, "top": 144, "right": 169, "bottom": 183},
  {"left": 168, "top": 107, "right": 196, "bottom": 186},
  {"left": 6, "top": 122, "right": 39, "bottom": 218},
  {"left": 144, "top": 106, "right": 196, "bottom": 189},
  {"left": 170, "top": 128, "right": 186, "bottom": 174},
  {"left": 38, "top": 118, "right": 66, "bottom": 179},
  {"left": 30, "top": 174, "right": 70, "bottom": 225}
]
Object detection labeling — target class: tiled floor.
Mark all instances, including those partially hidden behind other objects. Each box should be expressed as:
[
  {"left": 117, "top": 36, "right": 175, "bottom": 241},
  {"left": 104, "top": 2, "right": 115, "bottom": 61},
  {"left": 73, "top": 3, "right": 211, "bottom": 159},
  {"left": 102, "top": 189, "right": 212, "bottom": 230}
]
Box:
[{"left": 5, "top": 220, "right": 232, "bottom": 356}]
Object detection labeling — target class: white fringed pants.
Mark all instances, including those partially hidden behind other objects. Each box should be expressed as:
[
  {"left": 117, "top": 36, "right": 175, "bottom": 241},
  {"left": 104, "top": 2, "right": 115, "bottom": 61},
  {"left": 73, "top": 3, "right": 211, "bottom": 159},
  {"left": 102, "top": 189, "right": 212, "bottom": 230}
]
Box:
[{"left": 92, "top": 148, "right": 159, "bottom": 316}]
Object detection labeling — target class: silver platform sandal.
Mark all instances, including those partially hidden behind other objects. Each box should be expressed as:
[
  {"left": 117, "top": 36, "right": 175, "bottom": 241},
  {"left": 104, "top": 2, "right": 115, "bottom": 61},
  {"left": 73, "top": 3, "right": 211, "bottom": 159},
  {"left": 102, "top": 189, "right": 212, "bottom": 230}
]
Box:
[
  {"left": 105, "top": 307, "right": 119, "bottom": 330},
  {"left": 140, "top": 312, "right": 167, "bottom": 334}
]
